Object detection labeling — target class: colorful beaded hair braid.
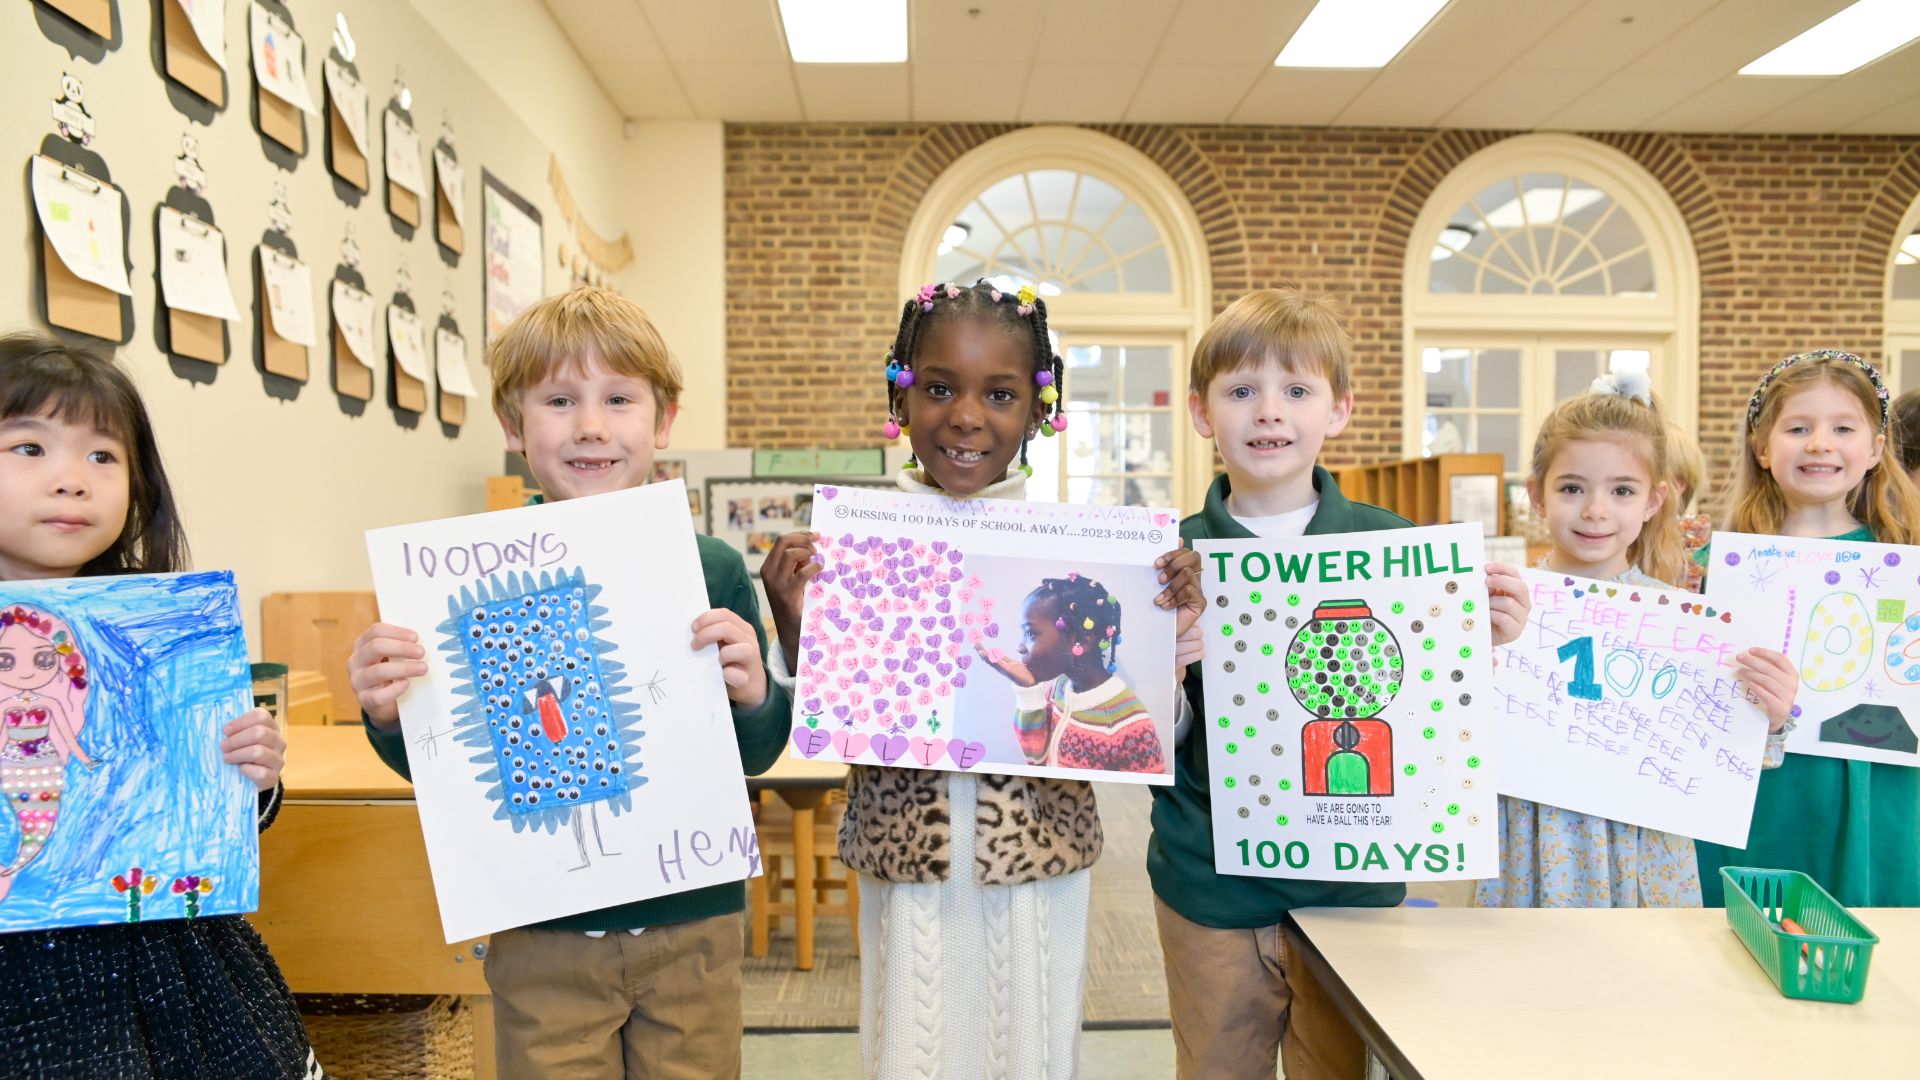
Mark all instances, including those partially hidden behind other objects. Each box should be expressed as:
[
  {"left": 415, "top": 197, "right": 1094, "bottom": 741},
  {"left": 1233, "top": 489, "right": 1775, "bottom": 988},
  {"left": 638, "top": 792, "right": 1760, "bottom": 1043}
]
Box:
[
  {"left": 1032, "top": 573, "right": 1122, "bottom": 674},
  {"left": 882, "top": 281, "right": 1067, "bottom": 475},
  {"left": 1746, "top": 349, "right": 1892, "bottom": 432}
]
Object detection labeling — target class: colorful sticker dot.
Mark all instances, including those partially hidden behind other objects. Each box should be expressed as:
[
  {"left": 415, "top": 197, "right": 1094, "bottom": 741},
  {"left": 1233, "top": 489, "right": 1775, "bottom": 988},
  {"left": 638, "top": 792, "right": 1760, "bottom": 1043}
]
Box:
[
  {"left": 1261, "top": 643, "right": 1275, "bottom": 656},
  {"left": 1221, "top": 624, "right": 1234, "bottom": 637},
  {"left": 1467, "top": 755, "right": 1481, "bottom": 768},
  {"left": 1250, "top": 591, "right": 1263, "bottom": 604},
  {"left": 1458, "top": 646, "right": 1473, "bottom": 659},
  {"left": 1226, "top": 743, "right": 1238, "bottom": 754},
  {"left": 1447, "top": 803, "right": 1460, "bottom": 815},
  {"left": 1463, "top": 600, "right": 1476, "bottom": 613},
  {"left": 1422, "top": 726, "right": 1436, "bottom": 739},
  {"left": 1403, "top": 764, "right": 1417, "bottom": 776},
  {"left": 1224, "top": 777, "right": 1236, "bottom": 788},
  {"left": 1391, "top": 601, "right": 1405, "bottom": 614},
  {"left": 1431, "top": 822, "right": 1445, "bottom": 834},
  {"left": 1278, "top": 779, "right": 1292, "bottom": 791},
  {"left": 1429, "top": 699, "right": 1443, "bottom": 712},
  {"left": 1257, "top": 682, "right": 1270, "bottom": 694},
  {"left": 1276, "top": 815, "right": 1289, "bottom": 826}
]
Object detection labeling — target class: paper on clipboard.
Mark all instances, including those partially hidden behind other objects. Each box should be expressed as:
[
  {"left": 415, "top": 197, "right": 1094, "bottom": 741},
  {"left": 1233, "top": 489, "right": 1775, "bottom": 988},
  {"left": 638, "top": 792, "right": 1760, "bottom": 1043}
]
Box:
[
  {"left": 258, "top": 247, "right": 316, "bottom": 346},
  {"left": 385, "top": 111, "right": 425, "bottom": 195},
  {"left": 322, "top": 58, "right": 368, "bottom": 152},
  {"left": 249, "top": 3, "right": 317, "bottom": 114},
  {"left": 389, "top": 306, "right": 429, "bottom": 379},
  {"left": 332, "top": 279, "right": 376, "bottom": 365},
  {"left": 435, "top": 326, "right": 479, "bottom": 397},
  {"left": 158, "top": 207, "right": 239, "bottom": 321},
  {"left": 31, "top": 156, "right": 131, "bottom": 297},
  {"left": 178, "top": 0, "right": 228, "bottom": 70},
  {"left": 433, "top": 147, "right": 465, "bottom": 227}
]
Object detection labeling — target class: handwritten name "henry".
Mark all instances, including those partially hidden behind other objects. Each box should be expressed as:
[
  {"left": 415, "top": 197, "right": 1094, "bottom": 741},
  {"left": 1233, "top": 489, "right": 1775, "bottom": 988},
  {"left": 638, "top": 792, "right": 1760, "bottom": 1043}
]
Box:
[
  {"left": 400, "top": 531, "right": 568, "bottom": 579},
  {"left": 1209, "top": 542, "right": 1474, "bottom": 585}
]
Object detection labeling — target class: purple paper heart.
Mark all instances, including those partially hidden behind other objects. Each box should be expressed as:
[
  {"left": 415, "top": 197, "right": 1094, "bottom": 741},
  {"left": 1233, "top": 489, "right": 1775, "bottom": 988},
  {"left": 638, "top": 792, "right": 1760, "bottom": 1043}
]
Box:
[
  {"left": 921, "top": 616, "right": 937, "bottom": 630},
  {"left": 807, "top": 649, "right": 825, "bottom": 666},
  {"left": 875, "top": 698, "right": 890, "bottom": 712},
  {"left": 914, "top": 673, "right": 931, "bottom": 688},
  {"left": 936, "top": 662, "right": 952, "bottom": 677},
  {"left": 941, "top": 616, "right": 957, "bottom": 630},
  {"left": 861, "top": 605, "right": 876, "bottom": 620},
  {"left": 949, "top": 567, "right": 964, "bottom": 582},
  {"left": 885, "top": 658, "right": 901, "bottom": 672},
  {"left": 889, "top": 629, "right": 906, "bottom": 643},
  {"left": 948, "top": 739, "right": 986, "bottom": 769},
  {"left": 948, "top": 629, "right": 964, "bottom": 644},
  {"left": 952, "top": 673, "right": 967, "bottom": 689},
  {"left": 874, "top": 734, "right": 910, "bottom": 764},
  {"left": 947, "top": 549, "right": 963, "bottom": 565},
  {"left": 956, "top": 654, "right": 972, "bottom": 670},
  {"left": 907, "top": 645, "right": 924, "bottom": 662},
  {"left": 894, "top": 681, "right": 910, "bottom": 697},
  {"left": 868, "top": 618, "right": 884, "bottom": 632},
  {"left": 803, "top": 697, "right": 822, "bottom": 714},
  {"left": 800, "top": 634, "right": 817, "bottom": 649},
  {"left": 821, "top": 487, "right": 839, "bottom": 500},
  {"left": 985, "top": 623, "right": 999, "bottom": 638},
  {"left": 853, "top": 669, "right": 869, "bottom": 684},
  {"left": 793, "top": 727, "right": 830, "bottom": 758},
  {"left": 935, "top": 583, "right": 951, "bottom": 598},
  {"left": 833, "top": 704, "right": 850, "bottom": 720},
  {"left": 931, "top": 541, "right": 947, "bottom": 554}
]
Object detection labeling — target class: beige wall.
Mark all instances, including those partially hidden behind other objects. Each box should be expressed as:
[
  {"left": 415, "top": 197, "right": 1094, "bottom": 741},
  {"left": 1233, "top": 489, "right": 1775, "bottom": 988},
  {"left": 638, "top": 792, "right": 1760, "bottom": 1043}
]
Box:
[{"left": 5, "top": 0, "right": 726, "bottom": 653}]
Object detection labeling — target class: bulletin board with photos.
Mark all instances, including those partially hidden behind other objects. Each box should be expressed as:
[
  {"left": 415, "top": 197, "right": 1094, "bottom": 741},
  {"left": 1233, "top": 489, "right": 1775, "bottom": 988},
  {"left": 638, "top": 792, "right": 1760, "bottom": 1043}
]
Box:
[{"left": 705, "top": 476, "right": 894, "bottom": 576}]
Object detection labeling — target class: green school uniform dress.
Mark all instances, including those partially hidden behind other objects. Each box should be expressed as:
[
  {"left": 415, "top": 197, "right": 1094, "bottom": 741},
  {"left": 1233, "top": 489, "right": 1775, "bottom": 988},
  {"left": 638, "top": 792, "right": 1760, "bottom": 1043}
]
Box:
[{"left": 1694, "top": 525, "right": 1920, "bottom": 908}]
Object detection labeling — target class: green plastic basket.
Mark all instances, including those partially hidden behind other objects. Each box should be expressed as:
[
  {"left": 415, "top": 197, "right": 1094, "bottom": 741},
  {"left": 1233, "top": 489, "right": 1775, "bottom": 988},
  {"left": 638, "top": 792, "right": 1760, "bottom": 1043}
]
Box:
[{"left": 1721, "top": 866, "right": 1879, "bottom": 1004}]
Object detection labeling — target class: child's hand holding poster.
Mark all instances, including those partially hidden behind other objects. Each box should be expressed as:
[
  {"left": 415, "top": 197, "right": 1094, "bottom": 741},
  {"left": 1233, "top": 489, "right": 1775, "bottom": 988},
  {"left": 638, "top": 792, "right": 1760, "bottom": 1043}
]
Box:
[
  {"left": 789, "top": 485, "right": 1178, "bottom": 784},
  {"left": 1196, "top": 524, "right": 1497, "bottom": 881},
  {"left": 365, "top": 481, "right": 759, "bottom": 942},
  {"left": 0, "top": 573, "right": 257, "bottom": 933},
  {"left": 1493, "top": 569, "right": 1771, "bottom": 846},
  {"left": 1704, "top": 532, "right": 1920, "bottom": 768}
]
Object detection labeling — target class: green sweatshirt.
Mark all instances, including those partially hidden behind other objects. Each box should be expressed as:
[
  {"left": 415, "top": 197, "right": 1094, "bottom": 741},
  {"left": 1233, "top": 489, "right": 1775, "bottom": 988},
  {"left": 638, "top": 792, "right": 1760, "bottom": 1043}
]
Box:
[
  {"left": 365, "top": 532, "right": 791, "bottom": 932},
  {"left": 1148, "top": 467, "right": 1416, "bottom": 928}
]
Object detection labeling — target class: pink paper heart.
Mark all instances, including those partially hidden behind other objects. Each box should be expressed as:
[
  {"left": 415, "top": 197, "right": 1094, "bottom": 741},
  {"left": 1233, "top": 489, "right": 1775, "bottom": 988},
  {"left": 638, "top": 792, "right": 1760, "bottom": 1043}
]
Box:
[
  {"left": 831, "top": 728, "right": 871, "bottom": 759},
  {"left": 908, "top": 736, "right": 948, "bottom": 767}
]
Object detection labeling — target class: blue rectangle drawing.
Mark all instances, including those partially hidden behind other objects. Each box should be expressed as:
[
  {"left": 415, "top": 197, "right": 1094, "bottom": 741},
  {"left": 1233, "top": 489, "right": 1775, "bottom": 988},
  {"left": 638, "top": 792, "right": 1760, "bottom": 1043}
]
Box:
[{"left": 0, "top": 571, "right": 256, "bottom": 933}]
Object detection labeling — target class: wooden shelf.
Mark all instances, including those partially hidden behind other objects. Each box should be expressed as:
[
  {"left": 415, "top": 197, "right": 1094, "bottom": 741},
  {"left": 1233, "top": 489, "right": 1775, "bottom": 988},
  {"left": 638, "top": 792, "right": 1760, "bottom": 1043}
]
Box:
[{"left": 1333, "top": 453, "right": 1507, "bottom": 532}]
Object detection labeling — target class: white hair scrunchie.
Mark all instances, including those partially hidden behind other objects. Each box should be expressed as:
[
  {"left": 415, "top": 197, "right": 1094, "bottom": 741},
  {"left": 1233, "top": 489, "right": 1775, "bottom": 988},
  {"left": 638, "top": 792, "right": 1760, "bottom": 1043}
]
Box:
[{"left": 1589, "top": 368, "right": 1653, "bottom": 407}]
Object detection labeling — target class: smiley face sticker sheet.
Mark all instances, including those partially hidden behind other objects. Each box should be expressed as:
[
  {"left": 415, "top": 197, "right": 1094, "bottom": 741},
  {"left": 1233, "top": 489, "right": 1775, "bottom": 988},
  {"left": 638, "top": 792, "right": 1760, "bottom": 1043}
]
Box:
[
  {"left": 1195, "top": 524, "right": 1499, "bottom": 882},
  {"left": 1705, "top": 532, "right": 1920, "bottom": 768}
]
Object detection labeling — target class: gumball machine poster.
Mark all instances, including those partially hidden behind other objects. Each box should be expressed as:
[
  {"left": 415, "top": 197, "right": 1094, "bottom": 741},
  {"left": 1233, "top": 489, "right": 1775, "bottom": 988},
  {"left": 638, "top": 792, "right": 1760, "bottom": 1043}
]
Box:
[{"left": 1195, "top": 525, "right": 1499, "bottom": 882}]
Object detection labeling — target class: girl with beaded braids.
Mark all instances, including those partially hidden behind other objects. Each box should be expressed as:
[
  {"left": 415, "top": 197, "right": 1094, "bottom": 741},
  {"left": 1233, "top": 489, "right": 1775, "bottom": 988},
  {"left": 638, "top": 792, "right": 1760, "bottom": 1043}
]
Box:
[
  {"left": 761, "top": 280, "right": 1205, "bottom": 1078},
  {"left": 1693, "top": 350, "right": 1920, "bottom": 909},
  {"left": 979, "top": 573, "right": 1167, "bottom": 775}
]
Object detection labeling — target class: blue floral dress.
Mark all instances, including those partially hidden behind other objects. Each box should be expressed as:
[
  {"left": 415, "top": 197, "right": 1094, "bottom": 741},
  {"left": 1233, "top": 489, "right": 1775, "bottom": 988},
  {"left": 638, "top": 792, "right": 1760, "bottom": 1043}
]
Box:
[{"left": 1474, "top": 565, "right": 1704, "bottom": 908}]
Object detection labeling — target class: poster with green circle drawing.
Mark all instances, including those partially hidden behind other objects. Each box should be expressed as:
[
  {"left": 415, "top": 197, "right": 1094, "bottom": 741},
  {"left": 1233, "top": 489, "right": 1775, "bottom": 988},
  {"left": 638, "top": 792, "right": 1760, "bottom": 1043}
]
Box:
[{"left": 1195, "top": 525, "right": 1498, "bottom": 881}]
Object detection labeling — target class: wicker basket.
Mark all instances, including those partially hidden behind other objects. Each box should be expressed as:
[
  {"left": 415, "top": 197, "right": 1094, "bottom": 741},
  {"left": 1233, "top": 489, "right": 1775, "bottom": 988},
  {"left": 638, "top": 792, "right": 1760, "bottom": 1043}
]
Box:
[{"left": 300, "top": 995, "right": 475, "bottom": 1079}]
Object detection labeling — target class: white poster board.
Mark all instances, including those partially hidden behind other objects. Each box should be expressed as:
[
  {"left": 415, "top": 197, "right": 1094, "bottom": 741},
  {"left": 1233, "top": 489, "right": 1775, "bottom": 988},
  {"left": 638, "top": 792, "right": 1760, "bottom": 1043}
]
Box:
[
  {"left": 1196, "top": 525, "right": 1498, "bottom": 882},
  {"left": 482, "top": 170, "right": 542, "bottom": 343},
  {"left": 1493, "top": 568, "right": 1772, "bottom": 846},
  {"left": 1705, "top": 532, "right": 1920, "bottom": 768},
  {"left": 365, "top": 481, "right": 760, "bottom": 941},
  {"left": 788, "top": 486, "right": 1179, "bottom": 784}
]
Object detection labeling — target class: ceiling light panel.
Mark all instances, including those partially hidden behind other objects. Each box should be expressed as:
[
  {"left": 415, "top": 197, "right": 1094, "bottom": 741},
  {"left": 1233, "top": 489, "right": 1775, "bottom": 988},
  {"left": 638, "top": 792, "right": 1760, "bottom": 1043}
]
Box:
[
  {"left": 778, "top": 0, "right": 907, "bottom": 64},
  {"left": 1274, "top": 0, "right": 1449, "bottom": 69},
  {"left": 1740, "top": 0, "right": 1920, "bottom": 77}
]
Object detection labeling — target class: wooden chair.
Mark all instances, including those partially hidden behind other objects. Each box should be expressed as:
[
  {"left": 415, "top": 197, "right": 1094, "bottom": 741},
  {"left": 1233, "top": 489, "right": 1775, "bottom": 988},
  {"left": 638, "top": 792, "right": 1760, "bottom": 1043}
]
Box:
[
  {"left": 748, "top": 789, "right": 859, "bottom": 969},
  {"left": 261, "top": 592, "right": 380, "bottom": 724}
]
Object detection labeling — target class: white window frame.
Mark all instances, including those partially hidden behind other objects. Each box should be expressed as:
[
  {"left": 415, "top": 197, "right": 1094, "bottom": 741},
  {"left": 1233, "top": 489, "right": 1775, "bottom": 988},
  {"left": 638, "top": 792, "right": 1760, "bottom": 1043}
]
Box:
[
  {"left": 899, "top": 127, "right": 1214, "bottom": 512},
  {"left": 1401, "top": 134, "right": 1701, "bottom": 463},
  {"left": 1884, "top": 194, "right": 1920, "bottom": 394}
]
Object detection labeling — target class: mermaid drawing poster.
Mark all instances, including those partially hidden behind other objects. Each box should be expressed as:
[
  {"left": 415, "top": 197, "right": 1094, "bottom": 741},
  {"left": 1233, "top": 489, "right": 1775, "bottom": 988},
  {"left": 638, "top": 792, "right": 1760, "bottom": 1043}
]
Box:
[
  {"left": 1704, "top": 532, "right": 1920, "bottom": 768},
  {"left": 0, "top": 572, "right": 256, "bottom": 933},
  {"left": 366, "top": 481, "right": 760, "bottom": 943}
]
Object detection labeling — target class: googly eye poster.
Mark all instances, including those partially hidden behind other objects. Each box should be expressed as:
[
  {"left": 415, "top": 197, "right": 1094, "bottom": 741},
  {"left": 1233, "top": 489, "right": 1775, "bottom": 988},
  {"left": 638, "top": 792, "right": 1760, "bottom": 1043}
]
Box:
[
  {"left": 789, "top": 485, "right": 1178, "bottom": 784},
  {"left": 1492, "top": 569, "right": 1771, "bottom": 847},
  {"left": 1704, "top": 532, "right": 1920, "bottom": 768},
  {"left": 1195, "top": 525, "right": 1497, "bottom": 881},
  {"left": 366, "top": 481, "right": 759, "bottom": 942}
]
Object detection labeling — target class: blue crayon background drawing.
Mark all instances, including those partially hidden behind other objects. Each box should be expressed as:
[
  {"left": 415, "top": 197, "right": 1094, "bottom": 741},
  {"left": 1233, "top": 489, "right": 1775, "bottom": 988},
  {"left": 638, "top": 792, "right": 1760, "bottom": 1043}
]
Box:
[{"left": 0, "top": 572, "right": 256, "bottom": 933}]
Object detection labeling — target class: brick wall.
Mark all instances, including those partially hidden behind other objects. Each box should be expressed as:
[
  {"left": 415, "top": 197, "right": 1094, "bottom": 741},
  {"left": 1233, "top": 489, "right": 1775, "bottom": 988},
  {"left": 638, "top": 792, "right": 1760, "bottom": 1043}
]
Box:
[{"left": 725, "top": 124, "right": 1920, "bottom": 506}]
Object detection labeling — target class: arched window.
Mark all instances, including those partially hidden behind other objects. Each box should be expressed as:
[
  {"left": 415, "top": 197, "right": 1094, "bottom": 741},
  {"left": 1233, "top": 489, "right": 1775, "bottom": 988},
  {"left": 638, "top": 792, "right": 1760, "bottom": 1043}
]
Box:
[
  {"left": 1403, "top": 135, "right": 1699, "bottom": 479},
  {"left": 1885, "top": 196, "right": 1920, "bottom": 396},
  {"left": 901, "top": 128, "right": 1212, "bottom": 511}
]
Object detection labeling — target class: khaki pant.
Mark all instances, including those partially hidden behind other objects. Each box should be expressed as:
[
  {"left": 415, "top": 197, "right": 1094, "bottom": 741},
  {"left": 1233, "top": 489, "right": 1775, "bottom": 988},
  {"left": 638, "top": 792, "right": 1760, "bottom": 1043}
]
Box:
[
  {"left": 1153, "top": 898, "right": 1365, "bottom": 1080},
  {"left": 483, "top": 913, "right": 745, "bottom": 1080}
]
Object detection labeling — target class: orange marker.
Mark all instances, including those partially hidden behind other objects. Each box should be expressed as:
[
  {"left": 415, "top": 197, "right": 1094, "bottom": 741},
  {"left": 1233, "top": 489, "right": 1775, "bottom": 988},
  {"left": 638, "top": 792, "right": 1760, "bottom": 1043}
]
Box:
[{"left": 1779, "top": 916, "right": 1826, "bottom": 973}]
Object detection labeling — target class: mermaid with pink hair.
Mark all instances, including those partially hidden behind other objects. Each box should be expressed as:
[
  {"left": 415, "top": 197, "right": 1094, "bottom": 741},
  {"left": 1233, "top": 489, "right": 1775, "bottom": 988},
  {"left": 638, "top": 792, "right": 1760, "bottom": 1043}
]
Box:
[{"left": 0, "top": 602, "right": 96, "bottom": 902}]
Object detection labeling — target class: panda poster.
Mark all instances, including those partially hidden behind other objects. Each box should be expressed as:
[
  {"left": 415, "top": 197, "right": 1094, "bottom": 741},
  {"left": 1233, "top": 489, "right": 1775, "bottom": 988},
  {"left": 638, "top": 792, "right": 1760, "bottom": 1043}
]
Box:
[
  {"left": 365, "top": 481, "right": 759, "bottom": 942},
  {"left": 1195, "top": 525, "right": 1499, "bottom": 882},
  {"left": 1704, "top": 531, "right": 1920, "bottom": 768}
]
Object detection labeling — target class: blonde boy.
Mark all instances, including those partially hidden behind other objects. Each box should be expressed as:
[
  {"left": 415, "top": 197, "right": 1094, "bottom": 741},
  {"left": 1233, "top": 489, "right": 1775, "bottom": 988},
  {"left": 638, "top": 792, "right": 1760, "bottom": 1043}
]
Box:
[
  {"left": 347, "top": 288, "right": 788, "bottom": 1079},
  {"left": 1149, "top": 288, "right": 1530, "bottom": 1080}
]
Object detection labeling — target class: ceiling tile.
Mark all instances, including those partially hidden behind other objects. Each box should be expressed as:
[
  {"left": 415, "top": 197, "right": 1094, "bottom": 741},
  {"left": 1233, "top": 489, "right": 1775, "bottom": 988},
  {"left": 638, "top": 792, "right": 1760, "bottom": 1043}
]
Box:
[
  {"left": 1033, "top": 0, "right": 1182, "bottom": 65},
  {"left": 911, "top": 62, "right": 1030, "bottom": 121},
  {"left": 1627, "top": 0, "right": 1856, "bottom": 75},
  {"left": 1392, "top": 0, "right": 1586, "bottom": 71},
  {"left": 1125, "top": 63, "right": 1265, "bottom": 123},
  {"left": 637, "top": 0, "right": 788, "bottom": 63},
  {"left": 544, "top": 0, "right": 666, "bottom": 65},
  {"left": 1839, "top": 90, "right": 1920, "bottom": 134},
  {"left": 1153, "top": 0, "right": 1315, "bottom": 67},
  {"left": 675, "top": 62, "right": 803, "bottom": 121},
  {"left": 1437, "top": 67, "right": 1607, "bottom": 130},
  {"left": 1513, "top": 0, "right": 1723, "bottom": 72},
  {"left": 1228, "top": 68, "right": 1376, "bottom": 126},
  {"left": 1537, "top": 70, "right": 1722, "bottom": 131},
  {"left": 1740, "top": 71, "right": 1920, "bottom": 133},
  {"left": 795, "top": 65, "right": 913, "bottom": 121},
  {"left": 910, "top": 0, "right": 1038, "bottom": 64},
  {"left": 1020, "top": 63, "right": 1148, "bottom": 122},
  {"left": 593, "top": 62, "right": 694, "bottom": 119},
  {"left": 1642, "top": 75, "right": 1822, "bottom": 132},
  {"left": 1333, "top": 66, "right": 1494, "bottom": 129}
]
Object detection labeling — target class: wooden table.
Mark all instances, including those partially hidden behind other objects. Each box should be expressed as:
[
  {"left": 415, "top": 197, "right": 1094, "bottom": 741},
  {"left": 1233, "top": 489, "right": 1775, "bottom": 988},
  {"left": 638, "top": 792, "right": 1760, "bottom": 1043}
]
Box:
[
  {"left": 746, "top": 755, "right": 849, "bottom": 970},
  {"left": 1286, "top": 906, "right": 1920, "bottom": 1079},
  {"left": 250, "top": 725, "right": 496, "bottom": 1079}
]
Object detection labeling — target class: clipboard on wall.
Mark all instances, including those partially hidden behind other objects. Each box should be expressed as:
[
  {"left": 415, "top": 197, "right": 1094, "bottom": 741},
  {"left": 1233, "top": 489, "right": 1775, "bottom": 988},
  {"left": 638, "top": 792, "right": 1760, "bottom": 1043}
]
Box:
[
  {"left": 250, "top": 1, "right": 315, "bottom": 155},
  {"left": 39, "top": 0, "right": 113, "bottom": 38},
  {"left": 30, "top": 143, "right": 134, "bottom": 343},
  {"left": 162, "top": 0, "right": 225, "bottom": 106},
  {"left": 384, "top": 82, "right": 424, "bottom": 228},
  {"left": 434, "top": 302, "right": 476, "bottom": 428},
  {"left": 388, "top": 295, "right": 428, "bottom": 413},
  {"left": 331, "top": 228, "right": 375, "bottom": 401},
  {"left": 256, "top": 238, "right": 312, "bottom": 381},
  {"left": 323, "top": 54, "right": 368, "bottom": 191},
  {"left": 433, "top": 139, "right": 463, "bottom": 255}
]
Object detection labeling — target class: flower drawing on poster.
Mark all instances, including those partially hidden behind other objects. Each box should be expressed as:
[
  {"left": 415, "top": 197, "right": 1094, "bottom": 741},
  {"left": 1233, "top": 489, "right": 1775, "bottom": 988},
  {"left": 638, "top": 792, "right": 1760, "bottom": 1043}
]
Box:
[
  {"left": 1198, "top": 525, "right": 1498, "bottom": 882},
  {"left": 438, "top": 568, "right": 643, "bottom": 870}
]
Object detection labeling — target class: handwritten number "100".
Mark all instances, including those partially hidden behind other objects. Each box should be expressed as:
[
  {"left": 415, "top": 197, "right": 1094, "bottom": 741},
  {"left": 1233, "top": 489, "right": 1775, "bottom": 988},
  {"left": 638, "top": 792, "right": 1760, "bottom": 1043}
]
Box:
[{"left": 1555, "top": 635, "right": 1681, "bottom": 702}]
